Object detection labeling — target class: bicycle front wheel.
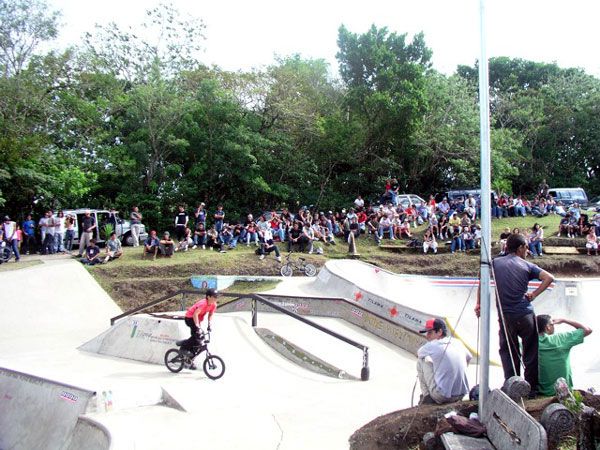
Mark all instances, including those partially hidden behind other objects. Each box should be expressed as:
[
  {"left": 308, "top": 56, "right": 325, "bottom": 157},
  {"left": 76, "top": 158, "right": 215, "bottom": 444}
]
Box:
[
  {"left": 203, "top": 355, "right": 225, "bottom": 380},
  {"left": 280, "top": 264, "right": 293, "bottom": 277},
  {"left": 164, "top": 348, "right": 185, "bottom": 373},
  {"left": 304, "top": 263, "right": 317, "bottom": 277}
]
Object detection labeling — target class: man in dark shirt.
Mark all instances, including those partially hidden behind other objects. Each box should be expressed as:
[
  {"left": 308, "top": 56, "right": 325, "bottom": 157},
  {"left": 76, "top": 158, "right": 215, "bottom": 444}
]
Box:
[
  {"left": 81, "top": 239, "right": 101, "bottom": 265},
  {"left": 214, "top": 205, "right": 225, "bottom": 233},
  {"left": 175, "top": 204, "right": 188, "bottom": 242},
  {"left": 476, "top": 233, "right": 554, "bottom": 397},
  {"left": 287, "top": 222, "right": 302, "bottom": 252},
  {"left": 78, "top": 211, "right": 96, "bottom": 257}
]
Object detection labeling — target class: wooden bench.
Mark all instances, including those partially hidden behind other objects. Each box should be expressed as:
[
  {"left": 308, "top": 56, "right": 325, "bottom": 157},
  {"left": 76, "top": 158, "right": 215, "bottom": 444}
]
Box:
[
  {"left": 543, "top": 246, "right": 585, "bottom": 255},
  {"left": 440, "top": 389, "right": 547, "bottom": 450}
]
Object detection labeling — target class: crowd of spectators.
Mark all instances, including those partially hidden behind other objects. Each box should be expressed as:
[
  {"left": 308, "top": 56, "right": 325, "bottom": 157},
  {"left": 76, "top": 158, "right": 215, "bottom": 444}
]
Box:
[{"left": 3, "top": 181, "right": 600, "bottom": 263}]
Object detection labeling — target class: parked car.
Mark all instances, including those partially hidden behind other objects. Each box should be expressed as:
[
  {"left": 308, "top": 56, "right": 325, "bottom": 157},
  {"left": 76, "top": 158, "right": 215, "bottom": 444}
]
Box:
[
  {"left": 59, "top": 209, "right": 148, "bottom": 247},
  {"left": 445, "top": 189, "right": 498, "bottom": 202},
  {"left": 396, "top": 194, "right": 426, "bottom": 209},
  {"left": 586, "top": 195, "right": 600, "bottom": 211},
  {"left": 548, "top": 188, "right": 588, "bottom": 207}
]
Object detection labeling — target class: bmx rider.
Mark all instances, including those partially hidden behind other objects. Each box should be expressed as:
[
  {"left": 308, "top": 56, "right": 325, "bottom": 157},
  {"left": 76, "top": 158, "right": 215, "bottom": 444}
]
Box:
[{"left": 180, "top": 288, "right": 219, "bottom": 361}]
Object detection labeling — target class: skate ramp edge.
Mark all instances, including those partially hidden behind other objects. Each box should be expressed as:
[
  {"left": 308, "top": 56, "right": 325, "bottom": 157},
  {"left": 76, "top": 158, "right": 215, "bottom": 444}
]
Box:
[
  {"left": 78, "top": 314, "right": 189, "bottom": 365},
  {"left": 254, "top": 327, "right": 359, "bottom": 381},
  {"left": 65, "top": 416, "right": 112, "bottom": 450},
  {"left": 0, "top": 367, "right": 101, "bottom": 450}
]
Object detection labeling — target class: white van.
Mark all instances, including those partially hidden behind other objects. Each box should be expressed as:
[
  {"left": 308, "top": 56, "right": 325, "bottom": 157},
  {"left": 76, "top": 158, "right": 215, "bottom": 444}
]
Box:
[{"left": 59, "top": 209, "right": 148, "bottom": 247}]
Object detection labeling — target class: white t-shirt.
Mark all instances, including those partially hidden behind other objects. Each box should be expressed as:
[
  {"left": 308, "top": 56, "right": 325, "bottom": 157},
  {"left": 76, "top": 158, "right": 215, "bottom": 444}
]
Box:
[
  {"left": 55, "top": 217, "right": 65, "bottom": 233},
  {"left": 3, "top": 221, "right": 15, "bottom": 240},
  {"left": 417, "top": 337, "right": 471, "bottom": 398}
]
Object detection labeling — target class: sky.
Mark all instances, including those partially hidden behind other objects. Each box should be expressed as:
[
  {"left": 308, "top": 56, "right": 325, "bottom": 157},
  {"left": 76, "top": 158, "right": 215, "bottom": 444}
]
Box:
[{"left": 46, "top": 0, "right": 600, "bottom": 78}]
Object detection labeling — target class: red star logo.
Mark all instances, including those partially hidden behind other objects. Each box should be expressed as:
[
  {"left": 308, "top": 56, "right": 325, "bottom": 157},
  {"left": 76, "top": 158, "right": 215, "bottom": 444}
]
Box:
[
  {"left": 354, "top": 291, "right": 363, "bottom": 301},
  {"left": 375, "top": 269, "right": 380, "bottom": 274},
  {"left": 389, "top": 306, "right": 398, "bottom": 317}
]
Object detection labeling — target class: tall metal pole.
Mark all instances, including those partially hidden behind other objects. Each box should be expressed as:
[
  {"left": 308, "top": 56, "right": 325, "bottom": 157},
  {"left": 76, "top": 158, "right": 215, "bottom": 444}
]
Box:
[{"left": 478, "top": 0, "right": 492, "bottom": 418}]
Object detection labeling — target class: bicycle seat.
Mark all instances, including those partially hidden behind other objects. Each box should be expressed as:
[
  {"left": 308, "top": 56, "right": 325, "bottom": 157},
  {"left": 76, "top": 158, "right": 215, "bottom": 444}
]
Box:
[
  {"left": 176, "top": 339, "right": 187, "bottom": 346},
  {"left": 299, "top": 257, "right": 306, "bottom": 261}
]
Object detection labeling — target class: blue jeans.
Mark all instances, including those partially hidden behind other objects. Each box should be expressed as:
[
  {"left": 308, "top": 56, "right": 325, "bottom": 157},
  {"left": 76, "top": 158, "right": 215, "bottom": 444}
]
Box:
[
  {"left": 272, "top": 228, "right": 285, "bottom": 242},
  {"left": 514, "top": 206, "right": 526, "bottom": 217},
  {"left": 529, "top": 241, "right": 543, "bottom": 256},
  {"left": 65, "top": 230, "right": 75, "bottom": 251},
  {"left": 464, "top": 239, "right": 474, "bottom": 249},
  {"left": 230, "top": 235, "right": 240, "bottom": 248},
  {"left": 193, "top": 234, "right": 207, "bottom": 246},
  {"left": 42, "top": 234, "right": 55, "bottom": 254},
  {"left": 6, "top": 239, "right": 20, "bottom": 261},
  {"left": 219, "top": 234, "right": 232, "bottom": 246},
  {"left": 55, "top": 232, "right": 64, "bottom": 252},
  {"left": 378, "top": 226, "right": 393, "bottom": 239},
  {"left": 246, "top": 232, "right": 258, "bottom": 245},
  {"left": 451, "top": 237, "right": 465, "bottom": 252}
]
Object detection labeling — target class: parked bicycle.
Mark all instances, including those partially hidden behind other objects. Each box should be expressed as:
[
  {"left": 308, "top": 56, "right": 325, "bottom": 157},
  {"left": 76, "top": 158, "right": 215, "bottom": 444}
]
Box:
[
  {"left": 279, "top": 252, "right": 317, "bottom": 277},
  {"left": 164, "top": 328, "right": 225, "bottom": 380},
  {"left": 0, "top": 241, "right": 12, "bottom": 264}
]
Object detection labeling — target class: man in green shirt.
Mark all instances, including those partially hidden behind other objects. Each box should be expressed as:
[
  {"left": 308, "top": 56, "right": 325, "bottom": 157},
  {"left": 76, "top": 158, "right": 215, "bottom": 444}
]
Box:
[{"left": 537, "top": 314, "right": 592, "bottom": 396}]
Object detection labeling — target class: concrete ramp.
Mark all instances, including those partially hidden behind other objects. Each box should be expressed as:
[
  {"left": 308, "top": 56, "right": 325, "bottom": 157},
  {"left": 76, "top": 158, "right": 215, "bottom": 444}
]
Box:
[
  {"left": 0, "top": 367, "right": 98, "bottom": 450},
  {"left": 79, "top": 314, "right": 189, "bottom": 365}
]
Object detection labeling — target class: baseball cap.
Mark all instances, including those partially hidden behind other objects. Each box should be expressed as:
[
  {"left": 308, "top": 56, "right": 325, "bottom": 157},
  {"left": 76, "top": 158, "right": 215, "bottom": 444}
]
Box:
[
  {"left": 206, "top": 288, "right": 219, "bottom": 297},
  {"left": 419, "top": 318, "right": 446, "bottom": 334}
]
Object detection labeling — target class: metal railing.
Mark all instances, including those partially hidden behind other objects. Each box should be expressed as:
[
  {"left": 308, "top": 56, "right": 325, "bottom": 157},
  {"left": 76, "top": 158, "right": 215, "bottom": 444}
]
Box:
[{"left": 110, "top": 289, "right": 370, "bottom": 380}]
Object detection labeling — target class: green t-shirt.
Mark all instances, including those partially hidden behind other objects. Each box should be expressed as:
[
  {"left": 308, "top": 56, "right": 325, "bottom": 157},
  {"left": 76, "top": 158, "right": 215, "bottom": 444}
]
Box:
[{"left": 538, "top": 328, "right": 584, "bottom": 396}]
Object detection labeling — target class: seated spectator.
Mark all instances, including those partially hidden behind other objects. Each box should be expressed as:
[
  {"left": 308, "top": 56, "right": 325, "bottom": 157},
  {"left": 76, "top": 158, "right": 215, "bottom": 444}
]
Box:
[
  {"left": 206, "top": 225, "right": 221, "bottom": 250},
  {"left": 287, "top": 222, "right": 303, "bottom": 252},
  {"left": 460, "top": 213, "right": 471, "bottom": 230},
  {"left": 450, "top": 228, "right": 464, "bottom": 253},
  {"left": 256, "top": 215, "right": 270, "bottom": 238},
  {"left": 193, "top": 223, "right": 207, "bottom": 249},
  {"left": 417, "top": 318, "right": 471, "bottom": 404},
  {"left": 399, "top": 219, "right": 412, "bottom": 239},
  {"left": 177, "top": 227, "right": 194, "bottom": 252},
  {"left": 230, "top": 222, "right": 244, "bottom": 248},
  {"left": 577, "top": 214, "right": 590, "bottom": 237},
  {"left": 354, "top": 195, "right": 365, "bottom": 209},
  {"left": 464, "top": 194, "right": 477, "bottom": 220},
  {"left": 269, "top": 211, "right": 285, "bottom": 242},
  {"left": 366, "top": 214, "right": 380, "bottom": 243},
  {"left": 319, "top": 217, "right": 336, "bottom": 245},
  {"left": 514, "top": 196, "right": 526, "bottom": 217},
  {"left": 81, "top": 239, "right": 101, "bottom": 265},
  {"left": 428, "top": 214, "right": 439, "bottom": 238},
  {"left": 507, "top": 195, "right": 516, "bottom": 217},
  {"left": 528, "top": 223, "right": 544, "bottom": 258},
  {"left": 438, "top": 198, "right": 450, "bottom": 218},
  {"left": 356, "top": 208, "right": 367, "bottom": 232},
  {"left": 143, "top": 230, "right": 160, "bottom": 260},
  {"left": 448, "top": 212, "right": 461, "bottom": 237},
  {"left": 568, "top": 203, "right": 581, "bottom": 221},
  {"left": 473, "top": 224, "right": 482, "bottom": 248},
  {"left": 568, "top": 214, "right": 579, "bottom": 238},
  {"left": 102, "top": 232, "right": 123, "bottom": 263},
  {"left": 416, "top": 201, "right": 429, "bottom": 225},
  {"left": 245, "top": 221, "right": 259, "bottom": 246},
  {"left": 160, "top": 231, "right": 175, "bottom": 257},
  {"left": 378, "top": 216, "right": 395, "bottom": 241},
  {"left": 219, "top": 223, "right": 233, "bottom": 251},
  {"left": 302, "top": 222, "right": 315, "bottom": 254},
  {"left": 558, "top": 214, "right": 571, "bottom": 237},
  {"left": 259, "top": 229, "right": 282, "bottom": 262},
  {"left": 438, "top": 214, "right": 449, "bottom": 239},
  {"left": 586, "top": 229, "right": 599, "bottom": 256},
  {"left": 498, "top": 227, "right": 510, "bottom": 255},
  {"left": 423, "top": 229, "right": 438, "bottom": 254},
  {"left": 348, "top": 216, "right": 360, "bottom": 244},
  {"left": 462, "top": 226, "right": 474, "bottom": 250}
]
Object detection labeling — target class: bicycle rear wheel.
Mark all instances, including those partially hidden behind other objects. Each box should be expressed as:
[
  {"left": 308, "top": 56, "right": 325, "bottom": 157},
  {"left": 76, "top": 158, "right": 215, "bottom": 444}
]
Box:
[
  {"left": 164, "top": 348, "right": 185, "bottom": 373},
  {"left": 0, "top": 247, "right": 11, "bottom": 263},
  {"left": 203, "top": 355, "right": 225, "bottom": 380},
  {"left": 280, "top": 264, "right": 293, "bottom": 277},
  {"left": 304, "top": 263, "right": 317, "bottom": 277}
]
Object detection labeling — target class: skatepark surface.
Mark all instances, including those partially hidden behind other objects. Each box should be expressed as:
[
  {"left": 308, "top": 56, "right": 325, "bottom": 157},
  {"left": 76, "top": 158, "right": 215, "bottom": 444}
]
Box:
[{"left": 1, "top": 258, "right": 597, "bottom": 449}]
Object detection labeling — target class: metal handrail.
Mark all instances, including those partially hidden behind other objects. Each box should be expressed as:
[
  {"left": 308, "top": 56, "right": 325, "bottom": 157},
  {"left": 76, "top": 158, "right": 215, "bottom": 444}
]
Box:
[{"left": 251, "top": 294, "right": 370, "bottom": 381}]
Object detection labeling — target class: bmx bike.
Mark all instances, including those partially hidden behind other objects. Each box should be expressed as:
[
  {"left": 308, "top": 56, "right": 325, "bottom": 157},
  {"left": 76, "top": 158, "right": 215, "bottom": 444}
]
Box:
[
  {"left": 164, "top": 329, "right": 225, "bottom": 380},
  {"left": 279, "top": 252, "right": 317, "bottom": 277}
]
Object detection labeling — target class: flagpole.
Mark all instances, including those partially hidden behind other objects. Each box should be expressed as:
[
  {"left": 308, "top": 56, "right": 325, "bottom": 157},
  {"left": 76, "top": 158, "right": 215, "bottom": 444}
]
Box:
[{"left": 478, "top": 0, "right": 492, "bottom": 418}]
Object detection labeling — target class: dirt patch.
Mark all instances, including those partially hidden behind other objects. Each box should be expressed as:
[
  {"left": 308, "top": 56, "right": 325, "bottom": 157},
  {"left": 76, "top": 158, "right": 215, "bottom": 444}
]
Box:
[{"left": 349, "top": 392, "right": 600, "bottom": 450}]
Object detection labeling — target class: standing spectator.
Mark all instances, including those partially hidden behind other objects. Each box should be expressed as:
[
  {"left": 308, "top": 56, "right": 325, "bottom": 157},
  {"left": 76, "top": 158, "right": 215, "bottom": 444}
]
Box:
[
  {"left": 102, "top": 232, "right": 123, "bottom": 263},
  {"left": 214, "top": 205, "right": 225, "bottom": 233},
  {"left": 259, "top": 229, "right": 282, "bottom": 262},
  {"left": 77, "top": 210, "right": 95, "bottom": 257},
  {"left": 476, "top": 234, "right": 555, "bottom": 398},
  {"left": 423, "top": 229, "right": 438, "bottom": 254},
  {"left": 159, "top": 231, "right": 175, "bottom": 258},
  {"left": 194, "top": 203, "right": 207, "bottom": 228},
  {"left": 38, "top": 210, "right": 49, "bottom": 249},
  {"left": 42, "top": 210, "right": 56, "bottom": 255},
  {"left": 80, "top": 239, "right": 101, "bottom": 265},
  {"left": 54, "top": 210, "right": 66, "bottom": 254},
  {"left": 174, "top": 204, "right": 189, "bottom": 243},
  {"left": 586, "top": 229, "right": 599, "bottom": 256},
  {"left": 2, "top": 216, "right": 20, "bottom": 262},
  {"left": 22, "top": 215, "right": 36, "bottom": 255},
  {"left": 65, "top": 213, "right": 76, "bottom": 253},
  {"left": 130, "top": 206, "right": 142, "bottom": 247},
  {"left": 538, "top": 178, "right": 550, "bottom": 198},
  {"left": 143, "top": 230, "right": 160, "bottom": 260},
  {"left": 107, "top": 208, "right": 118, "bottom": 231}
]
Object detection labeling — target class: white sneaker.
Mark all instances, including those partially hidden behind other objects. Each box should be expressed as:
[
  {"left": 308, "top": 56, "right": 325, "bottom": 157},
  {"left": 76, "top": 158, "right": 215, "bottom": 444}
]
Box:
[
  {"left": 259, "top": 254, "right": 265, "bottom": 260},
  {"left": 174, "top": 248, "right": 178, "bottom": 252},
  {"left": 192, "top": 245, "right": 197, "bottom": 250},
  {"left": 308, "top": 250, "right": 313, "bottom": 254},
  {"left": 220, "top": 249, "right": 226, "bottom": 253},
  {"left": 276, "top": 256, "right": 282, "bottom": 262},
  {"left": 202, "top": 245, "right": 206, "bottom": 250},
  {"left": 184, "top": 247, "right": 188, "bottom": 252}
]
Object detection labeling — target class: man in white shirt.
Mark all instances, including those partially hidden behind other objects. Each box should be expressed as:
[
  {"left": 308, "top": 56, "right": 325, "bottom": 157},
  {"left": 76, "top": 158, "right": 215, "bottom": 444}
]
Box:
[
  {"left": 2, "top": 216, "right": 20, "bottom": 262},
  {"left": 417, "top": 318, "right": 472, "bottom": 404}
]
